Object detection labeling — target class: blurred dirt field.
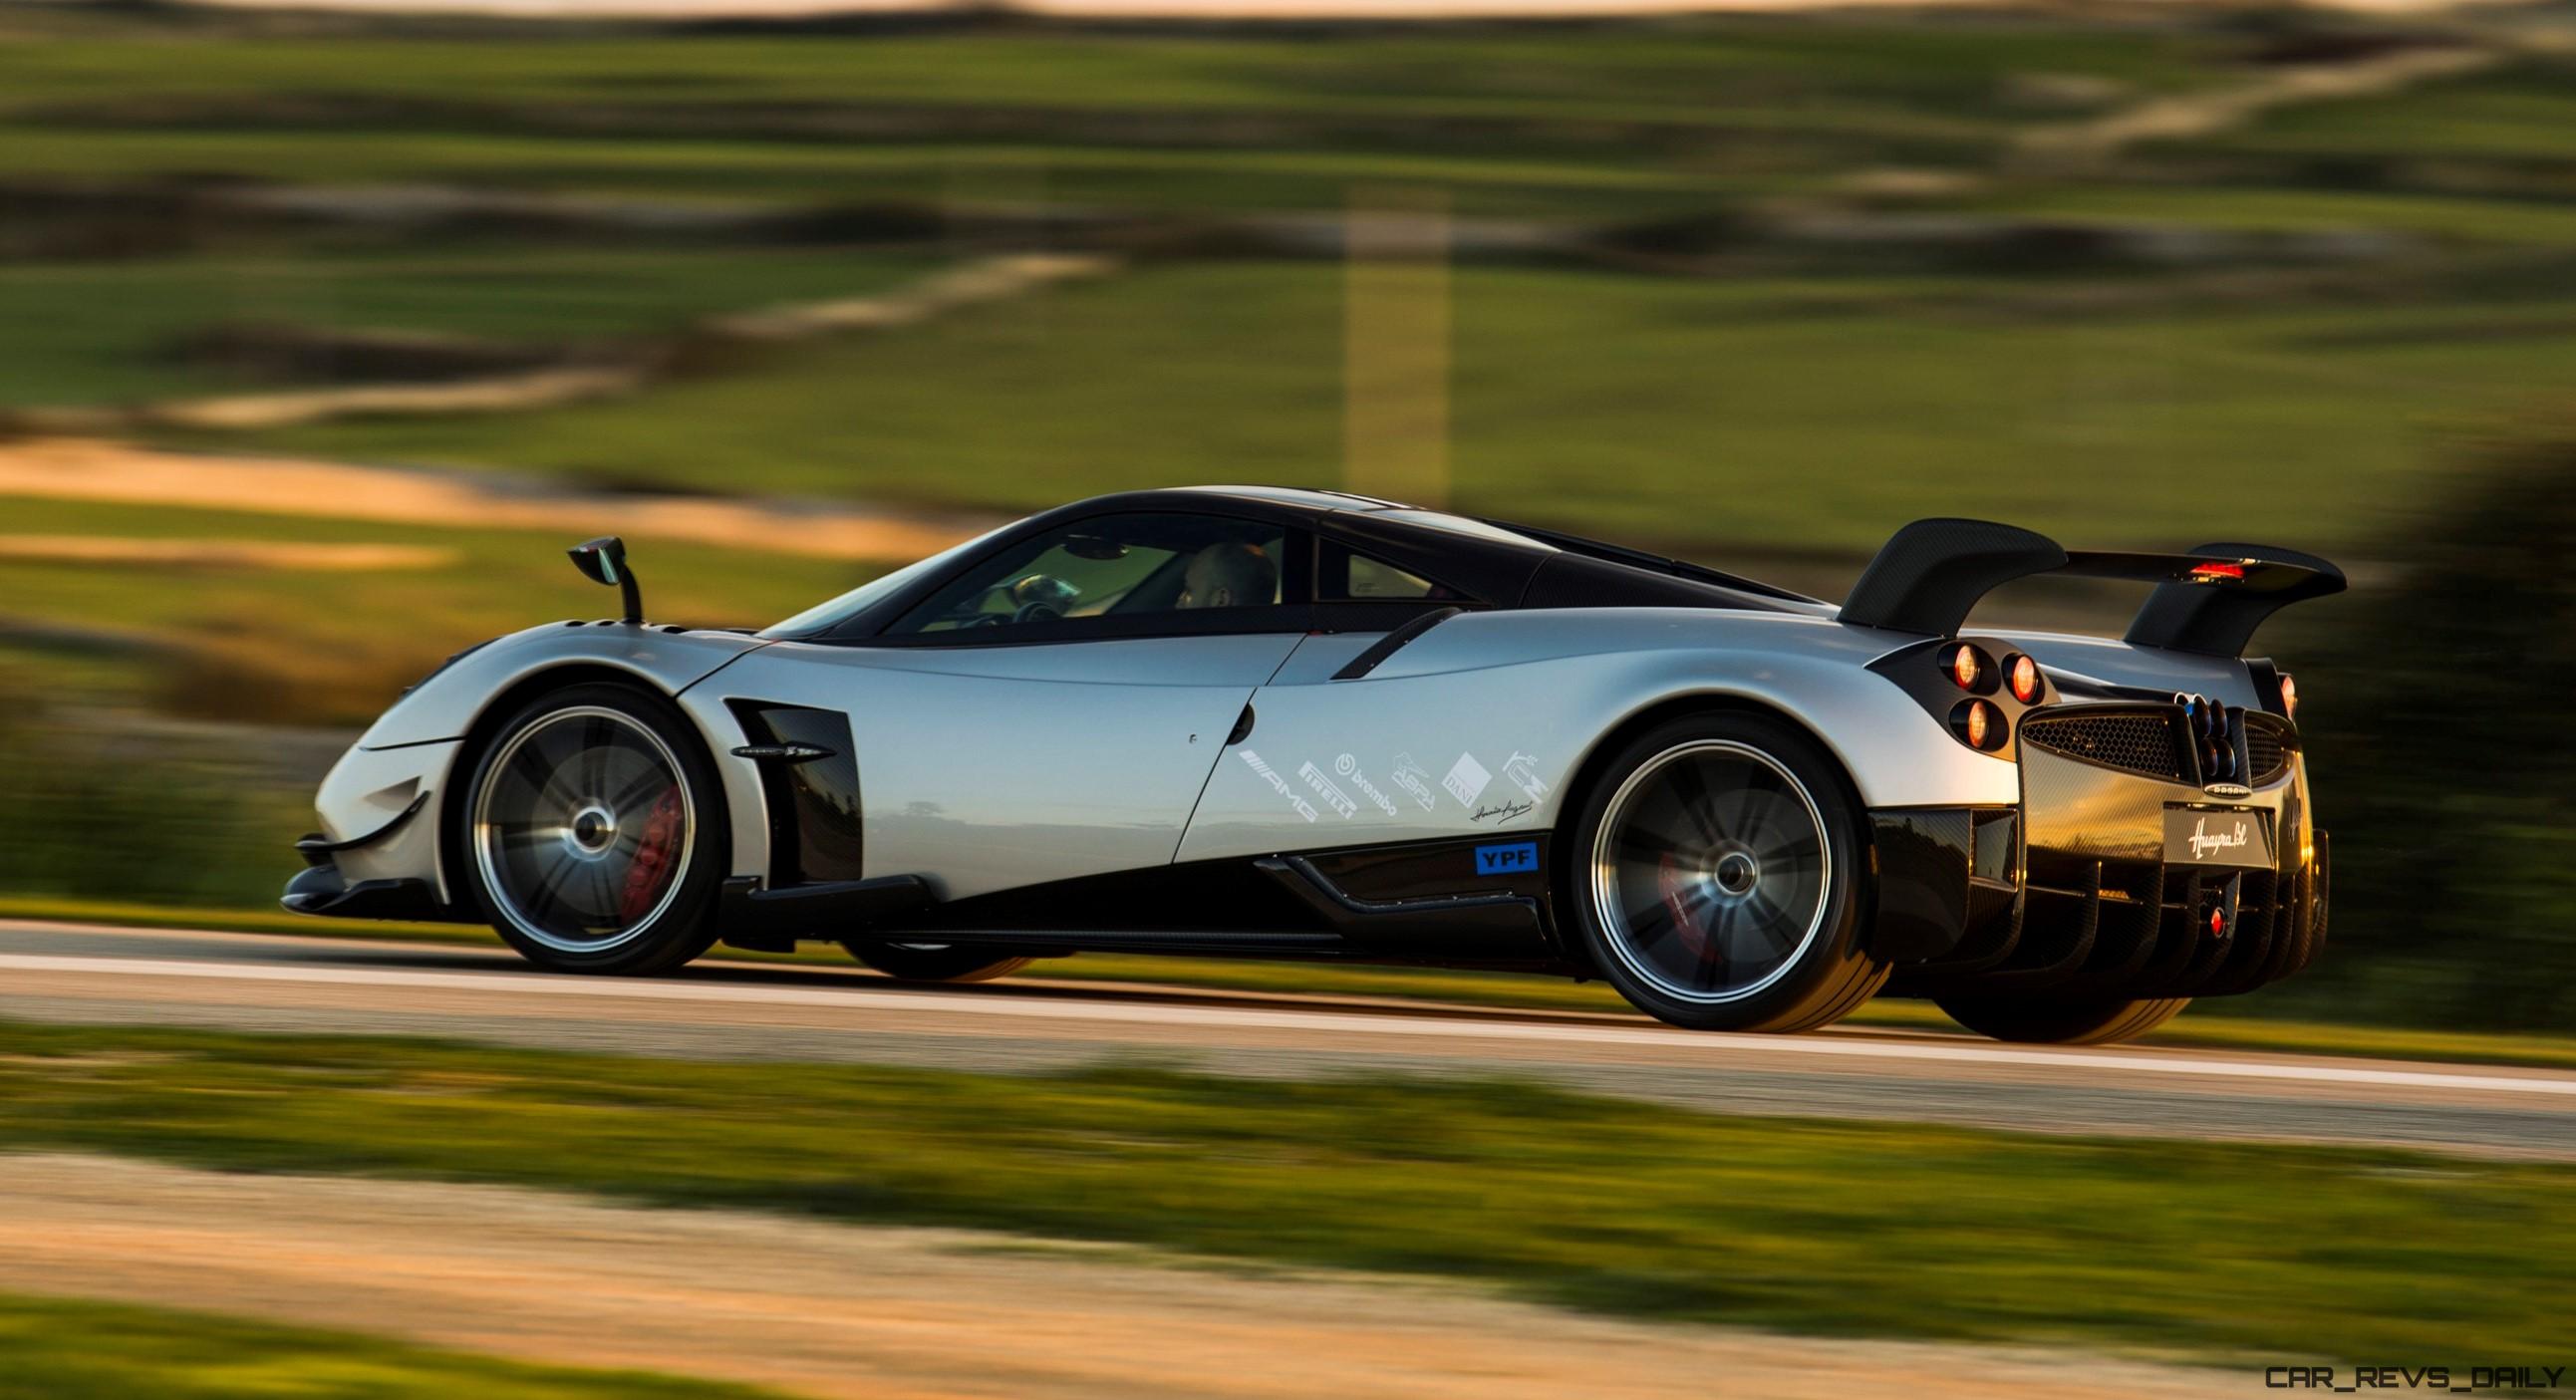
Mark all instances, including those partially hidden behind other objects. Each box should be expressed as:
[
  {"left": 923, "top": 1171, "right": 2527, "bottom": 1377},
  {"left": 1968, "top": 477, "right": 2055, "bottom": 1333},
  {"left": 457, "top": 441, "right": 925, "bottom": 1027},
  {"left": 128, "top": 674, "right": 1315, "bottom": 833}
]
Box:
[{"left": 0, "top": 1152, "right": 2269, "bottom": 1400}]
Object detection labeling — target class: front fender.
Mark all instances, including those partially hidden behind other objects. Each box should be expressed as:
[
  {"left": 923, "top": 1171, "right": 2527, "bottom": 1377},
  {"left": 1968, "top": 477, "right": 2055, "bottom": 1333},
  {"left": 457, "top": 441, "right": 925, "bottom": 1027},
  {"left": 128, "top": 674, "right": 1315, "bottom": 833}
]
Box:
[
  {"left": 356, "top": 623, "right": 771, "bottom": 750},
  {"left": 319, "top": 623, "right": 772, "bottom": 902}
]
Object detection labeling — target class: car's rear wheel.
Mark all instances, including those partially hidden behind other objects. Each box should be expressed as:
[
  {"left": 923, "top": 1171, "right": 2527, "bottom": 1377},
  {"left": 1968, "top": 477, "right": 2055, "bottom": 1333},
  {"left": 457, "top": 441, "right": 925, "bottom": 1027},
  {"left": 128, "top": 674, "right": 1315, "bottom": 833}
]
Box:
[
  {"left": 1935, "top": 993, "right": 2190, "bottom": 1045},
  {"left": 841, "top": 941, "right": 1032, "bottom": 983},
  {"left": 1568, "top": 713, "right": 1887, "bottom": 1032},
  {"left": 455, "top": 682, "right": 724, "bottom": 976}
]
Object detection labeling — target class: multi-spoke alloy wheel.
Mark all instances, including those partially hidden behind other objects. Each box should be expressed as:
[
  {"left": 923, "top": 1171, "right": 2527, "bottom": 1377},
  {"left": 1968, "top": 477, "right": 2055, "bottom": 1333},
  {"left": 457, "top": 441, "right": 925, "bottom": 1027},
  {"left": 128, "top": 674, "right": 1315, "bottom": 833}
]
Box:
[
  {"left": 456, "top": 684, "right": 723, "bottom": 975},
  {"left": 1569, "top": 714, "right": 1886, "bottom": 1032},
  {"left": 1592, "top": 740, "right": 1830, "bottom": 1005}
]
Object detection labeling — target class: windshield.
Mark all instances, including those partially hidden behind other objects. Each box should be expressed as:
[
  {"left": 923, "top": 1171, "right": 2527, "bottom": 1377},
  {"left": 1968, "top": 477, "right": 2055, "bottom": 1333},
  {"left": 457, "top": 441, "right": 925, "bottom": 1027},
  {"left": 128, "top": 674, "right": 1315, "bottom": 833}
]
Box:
[{"left": 759, "top": 524, "right": 1010, "bottom": 639}]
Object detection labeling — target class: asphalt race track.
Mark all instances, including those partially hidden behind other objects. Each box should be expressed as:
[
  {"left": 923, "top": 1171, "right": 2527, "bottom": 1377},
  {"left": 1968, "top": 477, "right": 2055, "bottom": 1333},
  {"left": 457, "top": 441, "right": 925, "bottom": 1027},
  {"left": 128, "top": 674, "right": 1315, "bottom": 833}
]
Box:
[{"left": 3, "top": 919, "right": 2570, "bottom": 1160}]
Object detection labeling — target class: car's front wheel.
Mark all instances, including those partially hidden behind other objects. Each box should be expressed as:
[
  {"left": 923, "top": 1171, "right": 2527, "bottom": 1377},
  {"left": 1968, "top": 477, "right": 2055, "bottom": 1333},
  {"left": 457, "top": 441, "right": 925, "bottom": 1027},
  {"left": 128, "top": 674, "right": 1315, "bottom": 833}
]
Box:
[
  {"left": 1935, "top": 994, "right": 2190, "bottom": 1045},
  {"left": 1567, "top": 713, "right": 1886, "bottom": 1032},
  {"left": 454, "top": 682, "right": 725, "bottom": 975},
  {"left": 842, "top": 941, "right": 1032, "bottom": 983}
]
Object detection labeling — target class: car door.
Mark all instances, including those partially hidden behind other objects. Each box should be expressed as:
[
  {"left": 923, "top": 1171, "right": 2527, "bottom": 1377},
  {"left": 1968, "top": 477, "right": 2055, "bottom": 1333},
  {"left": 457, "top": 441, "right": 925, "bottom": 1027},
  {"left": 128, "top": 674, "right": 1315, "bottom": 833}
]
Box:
[
  {"left": 707, "top": 512, "right": 1303, "bottom": 901},
  {"left": 1176, "top": 541, "right": 1566, "bottom": 863}
]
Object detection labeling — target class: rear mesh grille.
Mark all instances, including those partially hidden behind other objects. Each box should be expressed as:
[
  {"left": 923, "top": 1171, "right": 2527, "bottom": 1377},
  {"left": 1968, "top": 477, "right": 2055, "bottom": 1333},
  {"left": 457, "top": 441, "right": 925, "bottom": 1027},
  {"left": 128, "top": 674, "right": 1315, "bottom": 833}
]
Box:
[
  {"left": 2243, "top": 717, "right": 2293, "bottom": 784},
  {"left": 2020, "top": 710, "right": 2187, "bottom": 781}
]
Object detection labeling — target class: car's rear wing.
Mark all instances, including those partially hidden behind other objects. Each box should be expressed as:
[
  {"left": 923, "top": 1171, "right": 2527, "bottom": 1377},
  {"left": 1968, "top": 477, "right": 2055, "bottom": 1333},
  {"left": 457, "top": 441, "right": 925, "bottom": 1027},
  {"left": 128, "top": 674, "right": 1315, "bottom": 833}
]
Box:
[{"left": 1837, "top": 518, "right": 2346, "bottom": 656}]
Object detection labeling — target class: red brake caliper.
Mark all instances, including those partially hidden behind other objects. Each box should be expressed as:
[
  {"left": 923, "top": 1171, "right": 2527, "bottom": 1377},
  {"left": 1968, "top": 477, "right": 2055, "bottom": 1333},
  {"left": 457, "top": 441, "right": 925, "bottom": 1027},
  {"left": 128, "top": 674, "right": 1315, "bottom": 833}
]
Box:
[
  {"left": 1657, "top": 854, "right": 1716, "bottom": 967},
  {"left": 618, "top": 786, "right": 685, "bottom": 924}
]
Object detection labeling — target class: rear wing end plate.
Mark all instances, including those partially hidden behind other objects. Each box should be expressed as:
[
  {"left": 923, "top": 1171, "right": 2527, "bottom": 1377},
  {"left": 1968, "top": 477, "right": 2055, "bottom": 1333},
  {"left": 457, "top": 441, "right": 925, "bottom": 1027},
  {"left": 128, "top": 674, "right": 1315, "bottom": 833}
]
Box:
[{"left": 1837, "top": 518, "right": 2345, "bottom": 656}]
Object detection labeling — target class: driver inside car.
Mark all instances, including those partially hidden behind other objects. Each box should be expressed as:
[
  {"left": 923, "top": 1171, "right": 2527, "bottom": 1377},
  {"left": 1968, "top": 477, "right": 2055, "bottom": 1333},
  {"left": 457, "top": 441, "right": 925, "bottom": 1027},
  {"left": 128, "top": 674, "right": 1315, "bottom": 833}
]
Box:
[{"left": 1175, "top": 541, "right": 1277, "bottom": 610}]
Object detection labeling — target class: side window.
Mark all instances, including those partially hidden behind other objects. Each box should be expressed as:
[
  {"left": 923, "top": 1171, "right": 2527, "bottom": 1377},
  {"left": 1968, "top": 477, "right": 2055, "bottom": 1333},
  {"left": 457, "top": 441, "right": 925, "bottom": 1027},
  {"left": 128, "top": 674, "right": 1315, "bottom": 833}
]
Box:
[
  {"left": 1318, "top": 542, "right": 1463, "bottom": 603},
  {"left": 891, "top": 513, "right": 1288, "bottom": 636}
]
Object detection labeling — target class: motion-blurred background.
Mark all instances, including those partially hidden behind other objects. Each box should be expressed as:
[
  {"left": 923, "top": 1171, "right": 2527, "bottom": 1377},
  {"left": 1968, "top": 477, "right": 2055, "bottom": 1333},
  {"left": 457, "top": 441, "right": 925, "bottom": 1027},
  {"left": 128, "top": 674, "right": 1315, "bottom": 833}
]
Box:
[{"left": 2, "top": 0, "right": 2572, "bottom": 1029}]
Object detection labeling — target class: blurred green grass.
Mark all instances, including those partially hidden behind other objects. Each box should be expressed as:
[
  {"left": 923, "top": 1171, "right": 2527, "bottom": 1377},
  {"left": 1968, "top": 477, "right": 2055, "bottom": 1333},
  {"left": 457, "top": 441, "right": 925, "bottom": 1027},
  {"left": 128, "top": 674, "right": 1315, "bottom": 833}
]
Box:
[
  {"left": 0, "top": 1291, "right": 789, "bottom": 1400},
  {"left": 0, "top": 246, "right": 938, "bottom": 409},
  {"left": 0, "top": 11, "right": 2235, "bottom": 211},
  {"left": 2185, "top": 55, "right": 2576, "bottom": 162},
  {"left": 0, "top": 1018, "right": 2566, "bottom": 1363},
  {"left": 233, "top": 258, "right": 2576, "bottom": 555},
  {"left": 9, "top": 5, "right": 2576, "bottom": 562},
  {"left": 0, "top": 495, "right": 874, "bottom": 721}
]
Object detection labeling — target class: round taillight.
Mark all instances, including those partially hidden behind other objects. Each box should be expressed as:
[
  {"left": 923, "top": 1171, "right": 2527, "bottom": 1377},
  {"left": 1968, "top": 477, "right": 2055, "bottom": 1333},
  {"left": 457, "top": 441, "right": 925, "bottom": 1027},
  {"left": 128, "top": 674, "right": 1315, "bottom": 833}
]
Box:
[
  {"left": 2006, "top": 654, "right": 2041, "bottom": 704},
  {"left": 1953, "top": 699, "right": 2007, "bottom": 751},
  {"left": 2278, "top": 673, "right": 2297, "bottom": 720},
  {"left": 1943, "top": 643, "right": 1991, "bottom": 693}
]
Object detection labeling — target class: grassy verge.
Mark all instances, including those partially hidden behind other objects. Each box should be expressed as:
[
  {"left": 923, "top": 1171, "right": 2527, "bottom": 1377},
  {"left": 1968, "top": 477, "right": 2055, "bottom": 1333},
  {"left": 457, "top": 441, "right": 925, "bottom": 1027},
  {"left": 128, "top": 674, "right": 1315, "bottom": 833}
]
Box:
[
  {"left": 15, "top": 894, "right": 2576, "bottom": 1072},
  {"left": 0, "top": 1290, "right": 786, "bottom": 1400},
  {"left": 0, "top": 1019, "right": 2565, "bottom": 1363}
]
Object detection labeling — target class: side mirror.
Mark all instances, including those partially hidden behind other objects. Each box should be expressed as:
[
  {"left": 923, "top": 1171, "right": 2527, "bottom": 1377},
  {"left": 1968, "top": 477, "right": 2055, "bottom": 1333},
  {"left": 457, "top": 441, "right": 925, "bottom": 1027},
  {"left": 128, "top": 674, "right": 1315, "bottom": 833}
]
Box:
[{"left": 567, "top": 536, "right": 643, "bottom": 625}]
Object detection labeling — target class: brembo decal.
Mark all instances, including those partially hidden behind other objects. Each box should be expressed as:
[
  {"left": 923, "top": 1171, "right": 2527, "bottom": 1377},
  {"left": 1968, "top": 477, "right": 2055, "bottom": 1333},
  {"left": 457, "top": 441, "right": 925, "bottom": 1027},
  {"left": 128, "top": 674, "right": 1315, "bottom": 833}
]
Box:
[
  {"left": 1443, "top": 752, "right": 1492, "bottom": 807},
  {"left": 1333, "top": 753, "right": 1402, "bottom": 816},
  {"left": 1503, "top": 750, "right": 1551, "bottom": 803},
  {"left": 1389, "top": 753, "right": 1440, "bottom": 811},
  {"left": 1474, "top": 841, "right": 1539, "bottom": 876},
  {"left": 1237, "top": 749, "right": 1318, "bottom": 823},
  {"left": 1296, "top": 760, "right": 1361, "bottom": 820}
]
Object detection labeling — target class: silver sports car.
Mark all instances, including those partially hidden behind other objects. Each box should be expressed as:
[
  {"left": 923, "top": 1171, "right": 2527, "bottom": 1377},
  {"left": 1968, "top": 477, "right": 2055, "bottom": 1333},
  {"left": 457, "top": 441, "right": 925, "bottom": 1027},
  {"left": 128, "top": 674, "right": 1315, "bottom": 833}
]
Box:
[{"left": 286, "top": 487, "right": 2340, "bottom": 1044}]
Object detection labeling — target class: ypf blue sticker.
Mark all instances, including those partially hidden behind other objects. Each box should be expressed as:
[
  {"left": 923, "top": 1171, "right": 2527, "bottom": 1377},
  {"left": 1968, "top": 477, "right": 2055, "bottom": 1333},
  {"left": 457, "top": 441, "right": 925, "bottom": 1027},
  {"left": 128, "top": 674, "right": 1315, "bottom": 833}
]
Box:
[{"left": 1474, "top": 841, "right": 1539, "bottom": 876}]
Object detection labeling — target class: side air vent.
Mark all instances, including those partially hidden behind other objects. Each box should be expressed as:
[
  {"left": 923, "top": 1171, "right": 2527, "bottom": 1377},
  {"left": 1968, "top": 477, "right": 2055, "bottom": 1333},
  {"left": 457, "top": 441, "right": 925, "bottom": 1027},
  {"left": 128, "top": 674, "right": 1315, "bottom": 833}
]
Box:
[
  {"left": 2242, "top": 715, "right": 2295, "bottom": 786},
  {"left": 727, "top": 701, "right": 863, "bottom": 886},
  {"left": 2019, "top": 708, "right": 2191, "bottom": 783}
]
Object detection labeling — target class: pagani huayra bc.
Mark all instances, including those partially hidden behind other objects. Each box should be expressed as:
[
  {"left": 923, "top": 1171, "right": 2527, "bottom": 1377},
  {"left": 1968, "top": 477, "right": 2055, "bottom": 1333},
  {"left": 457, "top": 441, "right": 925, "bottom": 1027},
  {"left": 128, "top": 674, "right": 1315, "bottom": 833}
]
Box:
[{"left": 289, "top": 490, "right": 2337, "bottom": 1044}]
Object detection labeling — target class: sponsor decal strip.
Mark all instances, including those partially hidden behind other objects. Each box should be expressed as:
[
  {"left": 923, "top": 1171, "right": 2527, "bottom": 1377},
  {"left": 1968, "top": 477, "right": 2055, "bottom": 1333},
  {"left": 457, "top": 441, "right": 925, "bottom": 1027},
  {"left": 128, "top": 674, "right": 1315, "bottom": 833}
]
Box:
[
  {"left": 1389, "top": 753, "right": 1439, "bottom": 811},
  {"left": 1332, "top": 753, "right": 1401, "bottom": 816},
  {"left": 1296, "top": 760, "right": 1360, "bottom": 820},
  {"left": 1237, "top": 749, "right": 1317, "bottom": 823}
]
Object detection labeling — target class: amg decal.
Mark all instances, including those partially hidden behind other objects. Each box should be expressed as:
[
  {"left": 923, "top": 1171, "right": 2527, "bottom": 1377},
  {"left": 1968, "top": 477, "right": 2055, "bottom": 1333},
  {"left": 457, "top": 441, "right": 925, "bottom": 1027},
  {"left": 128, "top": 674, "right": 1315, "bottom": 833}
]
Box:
[
  {"left": 1237, "top": 749, "right": 1318, "bottom": 823},
  {"left": 1442, "top": 751, "right": 1492, "bottom": 808},
  {"left": 1296, "top": 760, "right": 1361, "bottom": 820},
  {"left": 1332, "top": 753, "right": 1401, "bottom": 816}
]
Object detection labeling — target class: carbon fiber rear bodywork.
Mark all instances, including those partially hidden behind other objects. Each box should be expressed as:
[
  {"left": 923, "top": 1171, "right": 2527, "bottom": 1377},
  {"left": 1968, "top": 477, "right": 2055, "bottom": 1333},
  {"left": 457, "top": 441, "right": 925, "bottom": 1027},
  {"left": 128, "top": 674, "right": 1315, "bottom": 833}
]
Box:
[{"left": 1875, "top": 702, "right": 2325, "bottom": 1004}]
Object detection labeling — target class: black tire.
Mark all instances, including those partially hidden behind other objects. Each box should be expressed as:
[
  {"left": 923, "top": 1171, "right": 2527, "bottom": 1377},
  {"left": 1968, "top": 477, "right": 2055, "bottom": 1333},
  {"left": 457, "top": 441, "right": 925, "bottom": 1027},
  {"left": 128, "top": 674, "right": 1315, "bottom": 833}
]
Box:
[
  {"left": 842, "top": 942, "right": 1032, "bottom": 983},
  {"left": 451, "top": 682, "right": 726, "bottom": 976},
  {"left": 1936, "top": 993, "right": 2190, "bottom": 1045},
  {"left": 1565, "top": 712, "right": 1887, "bottom": 1032}
]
